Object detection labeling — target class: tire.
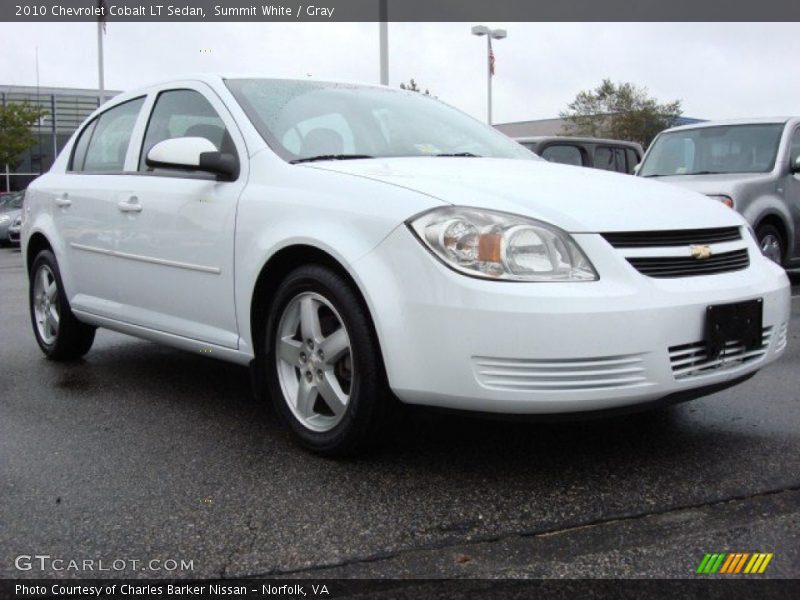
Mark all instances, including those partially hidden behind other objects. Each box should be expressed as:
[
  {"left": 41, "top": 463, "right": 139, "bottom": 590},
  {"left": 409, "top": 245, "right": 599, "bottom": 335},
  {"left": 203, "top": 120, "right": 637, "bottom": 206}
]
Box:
[
  {"left": 29, "top": 249, "right": 95, "bottom": 360},
  {"left": 755, "top": 223, "right": 785, "bottom": 266},
  {"left": 263, "top": 264, "right": 394, "bottom": 456}
]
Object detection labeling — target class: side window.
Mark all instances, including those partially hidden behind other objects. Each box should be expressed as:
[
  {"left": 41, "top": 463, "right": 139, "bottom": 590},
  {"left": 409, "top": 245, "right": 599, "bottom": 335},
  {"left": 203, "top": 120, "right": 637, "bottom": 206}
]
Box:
[
  {"left": 70, "top": 119, "right": 97, "bottom": 171},
  {"left": 625, "top": 148, "right": 640, "bottom": 174},
  {"left": 79, "top": 98, "right": 144, "bottom": 172},
  {"left": 140, "top": 89, "right": 233, "bottom": 171},
  {"left": 541, "top": 144, "right": 584, "bottom": 166},
  {"left": 790, "top": 127, "right": 800, "bottom": 168},
  {"left": 594, "top": 146, "right": 615, "bottom": 171}
]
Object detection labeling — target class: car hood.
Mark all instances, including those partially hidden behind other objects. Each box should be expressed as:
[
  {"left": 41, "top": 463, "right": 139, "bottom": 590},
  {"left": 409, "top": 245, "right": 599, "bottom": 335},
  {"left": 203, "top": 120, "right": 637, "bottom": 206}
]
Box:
[
  {"left": 304, "top": 157, "right": 743, "bottom": 232},
  {"left": 642, "top": 172, "right": 771, "bottom": 196}
]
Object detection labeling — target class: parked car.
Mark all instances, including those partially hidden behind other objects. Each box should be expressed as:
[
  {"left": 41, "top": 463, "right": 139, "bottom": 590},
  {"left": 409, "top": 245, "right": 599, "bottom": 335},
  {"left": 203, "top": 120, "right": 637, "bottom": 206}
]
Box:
[
  {"left": 0, "top": 208, "right": 22, "bottom": 246},
  {"left": 515, "top": 136, "right": 643, "bottom": 174},
  {"left": 638, "top": 118, "right": 800, "bottom": 266},
  {"left": 0, "top": 190, "right": 24, "bottom": 212},
  {"left": 22, "top": 76, "right": 790, "bottom": 455},
  {"left": 8, "top": 213, "right": 22, "bottom": 245}
]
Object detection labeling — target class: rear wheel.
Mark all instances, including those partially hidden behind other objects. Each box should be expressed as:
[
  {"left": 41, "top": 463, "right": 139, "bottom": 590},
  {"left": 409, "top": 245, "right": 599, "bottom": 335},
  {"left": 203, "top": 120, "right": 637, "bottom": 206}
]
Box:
[
  {"left": 264, "top": 264, "right": 393, "bottom": 456},
  {"left": 755, "top": 223, "right": 785, "bottom": 265},
  {"left": 29, "top": 250, "right": 95, "bottom": 360}
]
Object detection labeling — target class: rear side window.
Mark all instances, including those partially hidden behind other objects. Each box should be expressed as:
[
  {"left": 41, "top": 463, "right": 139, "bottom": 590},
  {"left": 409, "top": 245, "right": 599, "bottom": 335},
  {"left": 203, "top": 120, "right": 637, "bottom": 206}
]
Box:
[
  {"left": 541, "top": 144, "right": 584, "bottom": 166},
  {"left": 139, "top": 89, "right": 233, "bottom": 171},
  {"left": 70, "top": 120, "right": 97, "bottom": 171},
  {"left": 75, "top": 98, "right": 145, "bottom": 172},
  {"left": 595, "top": 146, "right": 629, "bottom": 173}
]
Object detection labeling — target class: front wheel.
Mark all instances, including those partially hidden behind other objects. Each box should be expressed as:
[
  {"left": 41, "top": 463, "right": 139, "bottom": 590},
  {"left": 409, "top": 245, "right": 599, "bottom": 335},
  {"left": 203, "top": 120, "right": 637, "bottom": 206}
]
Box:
[
  {"left": 755, "top": 223, "right": 785, "bottom": 265},
  {"left": 29, "top": 250, "right": 95, "bottom": 360},
  {"left": 264, "top": 265, "right": 394, "bottom": 456}
]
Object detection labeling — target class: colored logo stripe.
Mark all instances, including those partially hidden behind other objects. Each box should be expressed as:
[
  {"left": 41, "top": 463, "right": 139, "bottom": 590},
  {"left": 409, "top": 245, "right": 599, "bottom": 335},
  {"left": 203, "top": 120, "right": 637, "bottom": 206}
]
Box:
[{"left": 697, "top": 552, "right": 773, "bottom": 574}]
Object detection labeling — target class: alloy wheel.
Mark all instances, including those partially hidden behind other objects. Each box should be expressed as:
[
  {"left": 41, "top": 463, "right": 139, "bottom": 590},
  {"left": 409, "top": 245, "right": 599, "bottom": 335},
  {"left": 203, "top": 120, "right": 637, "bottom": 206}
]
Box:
[
  {"left": 33, "top": 264, "right": 60, "bottom": 345},
  {"left": 760, "top": 233, "right": 782, "bottom": 264},
  {"left": 275, "top": 292, "right": 353, "bottom": 432}
]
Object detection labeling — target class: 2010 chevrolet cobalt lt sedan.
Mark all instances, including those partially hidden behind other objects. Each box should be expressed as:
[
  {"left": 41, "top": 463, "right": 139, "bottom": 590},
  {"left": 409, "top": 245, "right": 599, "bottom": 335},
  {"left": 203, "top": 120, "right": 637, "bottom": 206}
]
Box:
[{"left": 22, "top": 75, "right": 790, "bottom": 454}]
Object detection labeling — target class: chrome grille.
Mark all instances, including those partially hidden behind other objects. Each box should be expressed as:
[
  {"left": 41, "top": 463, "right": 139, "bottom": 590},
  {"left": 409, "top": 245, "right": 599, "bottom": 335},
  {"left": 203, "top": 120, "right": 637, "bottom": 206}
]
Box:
[
  {"left": 627, "top": 249, "right": 749, "bottom": 278},
  {"left": 472, "top": 354, "right": 651, "bottom": 392},
  {"left": 603, "top": 227, "right": 741, "bottom": 248},
  {"left": 668, "top": 327, "right": 771, "bottom": 380}
]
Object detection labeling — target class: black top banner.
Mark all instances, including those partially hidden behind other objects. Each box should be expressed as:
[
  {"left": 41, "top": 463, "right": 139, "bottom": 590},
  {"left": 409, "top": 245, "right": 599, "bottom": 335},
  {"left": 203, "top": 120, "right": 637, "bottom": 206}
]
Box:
[{"left": 3, "top": 0, "right": 800, "bottom": 22}]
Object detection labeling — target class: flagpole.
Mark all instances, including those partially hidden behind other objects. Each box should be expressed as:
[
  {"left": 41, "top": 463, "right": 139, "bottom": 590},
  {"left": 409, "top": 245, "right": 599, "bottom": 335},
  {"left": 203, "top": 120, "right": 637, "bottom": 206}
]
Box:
[
  {"left": 97, "top": 20, "right": 105, "bottom": 104},
  {"left": 487, "top": 36, "right": 492, "bottom": 125}
]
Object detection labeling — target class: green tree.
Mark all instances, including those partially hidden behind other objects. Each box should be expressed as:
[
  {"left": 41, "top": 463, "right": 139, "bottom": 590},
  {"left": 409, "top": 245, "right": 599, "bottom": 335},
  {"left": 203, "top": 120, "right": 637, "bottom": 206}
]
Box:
[
  {"left": 400, "top": 78, "right": 431, "bottom": 96},
  {"left": 559, "top": 79, "right": 682, "bottom": 148},
  {"left": 0, "top": 101, "right": 48, "bottom": 168}
]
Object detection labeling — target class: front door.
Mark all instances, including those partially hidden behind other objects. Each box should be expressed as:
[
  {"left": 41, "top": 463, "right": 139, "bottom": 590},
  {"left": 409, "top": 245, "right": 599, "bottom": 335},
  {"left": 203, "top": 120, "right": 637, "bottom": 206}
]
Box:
[
  {"left": 785, "top": 125, "right": 800, "bottom": 262},
  {"left": 112, "top": 84, "right": 248, "bottom": 348}
]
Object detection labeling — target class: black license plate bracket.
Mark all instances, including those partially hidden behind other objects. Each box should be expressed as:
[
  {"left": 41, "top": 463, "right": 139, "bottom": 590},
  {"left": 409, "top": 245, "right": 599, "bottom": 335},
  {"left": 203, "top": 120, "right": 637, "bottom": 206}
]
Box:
[{"left": 705, "top": 298, "right": 763, "bottom": 360}]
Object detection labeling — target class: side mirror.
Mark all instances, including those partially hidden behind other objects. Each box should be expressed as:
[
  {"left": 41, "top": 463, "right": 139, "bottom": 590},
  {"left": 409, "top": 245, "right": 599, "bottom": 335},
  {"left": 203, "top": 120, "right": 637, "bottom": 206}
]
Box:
[
  {"left": 792, "top": 155, "right": 800, "bottom": 174},
  {"left": 146, "top": 137, "right": 238, "bottom": 181}
]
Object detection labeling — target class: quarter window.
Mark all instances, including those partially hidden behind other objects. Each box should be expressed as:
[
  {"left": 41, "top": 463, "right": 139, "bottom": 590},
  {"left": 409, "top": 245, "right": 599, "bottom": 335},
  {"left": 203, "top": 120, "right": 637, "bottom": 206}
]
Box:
[
  {"left": 139, "top": 89, "right": 233, "bottom": 171},
  {"left": 74, "top": 97, "right": 144, "bottom": 172}
]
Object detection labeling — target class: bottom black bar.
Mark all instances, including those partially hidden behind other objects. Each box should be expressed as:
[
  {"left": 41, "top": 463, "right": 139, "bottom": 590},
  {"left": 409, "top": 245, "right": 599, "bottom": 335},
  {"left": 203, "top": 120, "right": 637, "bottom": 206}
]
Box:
[{"left": 2, "top": 579, "right": 799, "bottom": 600}]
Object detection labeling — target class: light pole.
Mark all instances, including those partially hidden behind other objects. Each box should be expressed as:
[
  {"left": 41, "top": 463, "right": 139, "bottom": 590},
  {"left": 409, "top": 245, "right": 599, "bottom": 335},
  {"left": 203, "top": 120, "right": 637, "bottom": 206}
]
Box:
[{"left": 471, "top": 25, "right": 506, "bottom": 125}]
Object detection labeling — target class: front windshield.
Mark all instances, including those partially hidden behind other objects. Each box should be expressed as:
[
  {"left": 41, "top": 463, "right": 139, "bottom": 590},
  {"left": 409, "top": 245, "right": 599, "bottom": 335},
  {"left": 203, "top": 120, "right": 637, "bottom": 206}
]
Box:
[
  {"left": 0, "top": 192, "right": 23, "bottom": 211},
  {"left": 226, "top": 79, "right": 535, "bottom": 162},
  {"left": 639, "top": 124, "right": 784, "bottom": 177}
]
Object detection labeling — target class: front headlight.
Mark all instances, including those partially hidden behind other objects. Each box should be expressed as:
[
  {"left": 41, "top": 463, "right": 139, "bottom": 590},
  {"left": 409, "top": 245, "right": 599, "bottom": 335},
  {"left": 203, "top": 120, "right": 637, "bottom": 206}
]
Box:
[
  {"left": 0, "top": 215, "right": 10, "bottom": 224},
  {"left": 407, "top": 207, "right": 598, "bottom": 282}
]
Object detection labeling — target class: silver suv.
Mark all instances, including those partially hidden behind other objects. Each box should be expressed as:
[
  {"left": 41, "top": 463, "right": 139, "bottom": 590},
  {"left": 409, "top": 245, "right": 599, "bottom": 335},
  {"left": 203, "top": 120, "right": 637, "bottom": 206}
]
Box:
[{"left": 638, "top": 117, "right": 800, "bottom": 266}]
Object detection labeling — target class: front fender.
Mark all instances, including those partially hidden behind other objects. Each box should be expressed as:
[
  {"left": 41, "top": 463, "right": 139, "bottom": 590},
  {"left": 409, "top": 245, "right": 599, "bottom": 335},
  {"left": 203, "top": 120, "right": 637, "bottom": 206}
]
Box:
[
  {"left": 233, "top": 162, "right": 445, "bottom": 354},
  {"left": 742, "top": 194, "right": 794, "bottom": 244}
]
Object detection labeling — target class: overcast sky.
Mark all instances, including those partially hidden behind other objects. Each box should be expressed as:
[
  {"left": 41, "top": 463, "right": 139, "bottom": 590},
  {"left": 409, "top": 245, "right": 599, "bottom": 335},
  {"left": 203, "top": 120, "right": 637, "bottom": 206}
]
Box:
[{"left": 1, "top": 22, "right": 798, "bottom": 123}]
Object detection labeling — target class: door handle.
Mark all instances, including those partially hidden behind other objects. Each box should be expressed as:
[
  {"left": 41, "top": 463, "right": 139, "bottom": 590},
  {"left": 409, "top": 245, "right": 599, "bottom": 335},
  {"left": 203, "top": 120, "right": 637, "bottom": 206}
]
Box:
[
  {"left": 118, "top": 196, "right": 142, "bottom": 213},
  {"left": 55, "top": 194, "right": 71, "bottom": 208}
]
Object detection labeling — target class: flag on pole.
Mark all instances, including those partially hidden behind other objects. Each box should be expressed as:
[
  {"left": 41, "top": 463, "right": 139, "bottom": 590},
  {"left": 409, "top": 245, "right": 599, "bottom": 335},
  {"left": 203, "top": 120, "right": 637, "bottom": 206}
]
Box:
[
  {"left": 98, "top": 0, "right": 107, "bottom": 33},
  {"left": 489, "top": 39, "right": 495, "bottom": 76}
]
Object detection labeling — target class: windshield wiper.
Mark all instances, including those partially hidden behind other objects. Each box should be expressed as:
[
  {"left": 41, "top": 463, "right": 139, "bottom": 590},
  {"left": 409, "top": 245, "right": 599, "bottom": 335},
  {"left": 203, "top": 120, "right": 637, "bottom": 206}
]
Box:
[
  {"left": 433, "top": 152, "right": 482, "bottom": 157},
  {"left": 642, "top": 170, "right": 724, "bottom": 177},
  {"left": 291, "top": 154, "right": 374, "bottom": 164}
]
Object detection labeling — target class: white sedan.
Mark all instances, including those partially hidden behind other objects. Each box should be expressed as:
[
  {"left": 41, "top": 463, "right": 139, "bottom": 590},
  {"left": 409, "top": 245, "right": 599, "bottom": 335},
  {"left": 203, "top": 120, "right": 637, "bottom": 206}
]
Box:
[{"left": 22, "top": 75, "right": 790, "bottom": 455}]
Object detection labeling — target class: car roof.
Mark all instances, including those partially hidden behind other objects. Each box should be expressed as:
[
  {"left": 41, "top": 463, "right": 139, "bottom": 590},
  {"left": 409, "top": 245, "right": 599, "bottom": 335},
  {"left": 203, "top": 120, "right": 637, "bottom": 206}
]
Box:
[
  {"left": 514, "top": 136, "right": 643, "bottom": 150},
  {"left": 663, "top": 116, "right": 799, "bottom": 133}
]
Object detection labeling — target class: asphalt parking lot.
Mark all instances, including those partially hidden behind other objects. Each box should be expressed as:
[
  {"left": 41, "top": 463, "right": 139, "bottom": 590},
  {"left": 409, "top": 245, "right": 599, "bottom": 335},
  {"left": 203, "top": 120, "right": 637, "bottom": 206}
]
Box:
[{"left": 1, "top": 245, "right": 799, "bottom": 580}]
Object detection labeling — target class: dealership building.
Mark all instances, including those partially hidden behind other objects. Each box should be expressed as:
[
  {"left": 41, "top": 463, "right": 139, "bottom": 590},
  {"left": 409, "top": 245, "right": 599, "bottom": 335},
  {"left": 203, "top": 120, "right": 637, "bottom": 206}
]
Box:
[{"left": 1, "top": 85, "right": 118, "bottom": 191}]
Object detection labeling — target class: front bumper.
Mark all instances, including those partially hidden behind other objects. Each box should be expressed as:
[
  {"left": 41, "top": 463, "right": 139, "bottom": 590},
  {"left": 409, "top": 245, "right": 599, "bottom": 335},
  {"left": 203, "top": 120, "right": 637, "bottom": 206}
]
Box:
[{"left": 352, "top": 226, "right": 791, "bottom": 414}]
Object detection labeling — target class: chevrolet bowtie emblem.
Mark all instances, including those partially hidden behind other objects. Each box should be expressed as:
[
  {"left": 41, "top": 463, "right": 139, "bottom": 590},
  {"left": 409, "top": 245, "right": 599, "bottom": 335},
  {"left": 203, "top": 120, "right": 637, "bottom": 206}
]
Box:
[{"left": 690, "top": 244, "right": 713, "bottom": 260}]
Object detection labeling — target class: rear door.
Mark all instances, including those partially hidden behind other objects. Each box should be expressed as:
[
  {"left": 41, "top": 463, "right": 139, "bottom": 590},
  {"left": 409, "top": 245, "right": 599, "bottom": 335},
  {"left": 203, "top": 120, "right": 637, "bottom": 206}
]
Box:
[
  {"left": 111, "top": 83, "right": 247, "bottom": 348},
  {"left": 49, "top": 97, "right": 146, "bottom": 309}
]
